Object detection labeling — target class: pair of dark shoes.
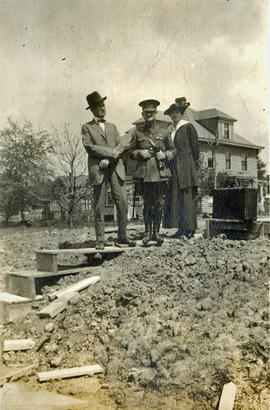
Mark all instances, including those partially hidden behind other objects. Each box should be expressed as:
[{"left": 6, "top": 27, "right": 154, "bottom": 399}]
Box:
[
  {"left": 142, "top": 232, "right": 152, "bottom": 245},
  {"left": 170, "top": 229, "right": 183, "bottom": 239},
  {"left": 170, "top": 229, "right": 195, "bottom": 239},
  {"left": 115, "top": 238, "right": 136, "bottom": 248},
  {"left": 153, "top": 233, "right": 164, "bottom": 246},
  {"left": 142, "top": 232, "right": 164, "bottom": 246}
]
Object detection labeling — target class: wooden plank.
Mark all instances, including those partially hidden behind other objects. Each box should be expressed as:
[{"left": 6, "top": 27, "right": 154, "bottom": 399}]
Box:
[
  {"left": 59, "top": 292, "right": 80, "bottom": 303},
  {"left": 0, "top": 364, "right": 38, "bottom": 385},
  {"left": 50, "top": 276, "right": 100, "bottom": 299},
  {"left": 38, "top": 298, "right": 68, "bottom": 318},
  {"left": 7, "top": 266, "right": 101, "bottom": 279},
  {"left": 218, "top": 382, "right": 236, "bottom": 410},
  {"left": 37, "top": 364, "right": 103, "bottom": 381},
  {"left": 36, "top": 246, "right": 130, "bottom": 255},
  {"left": 3, "top": 339, "right": 35, "bottom": 352},
  {"left": 36, "top": 252, "right": 58, "bottom": 272}
]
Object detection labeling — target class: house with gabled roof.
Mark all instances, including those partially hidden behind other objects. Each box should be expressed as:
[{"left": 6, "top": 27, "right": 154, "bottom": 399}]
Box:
[
  {"left": 120, "top": 106, "right": 263, "bottom": 219},
  {"left": 45, "top": 108, "right": 264, "bottom": 223},
  {"left": 123, "top": 107, "right": 263, "bottom": 187}
]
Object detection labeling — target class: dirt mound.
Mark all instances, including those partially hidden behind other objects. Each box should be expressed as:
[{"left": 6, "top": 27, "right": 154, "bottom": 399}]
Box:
[{"left": 2, "top": 236, "right": 270, "bottom": 409}]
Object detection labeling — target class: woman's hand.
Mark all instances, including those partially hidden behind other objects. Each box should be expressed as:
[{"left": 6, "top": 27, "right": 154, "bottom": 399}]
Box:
[{"left": 156, "top": 150, "right": 166, "bottom": 160}]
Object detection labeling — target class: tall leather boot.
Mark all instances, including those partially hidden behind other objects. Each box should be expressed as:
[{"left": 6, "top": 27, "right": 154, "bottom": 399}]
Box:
[
  {"left": 152, "top": 210, "right": 164, "bottom": 246},
  {"left": 142, "top": 206, "right": 152, "bottom": 245}
]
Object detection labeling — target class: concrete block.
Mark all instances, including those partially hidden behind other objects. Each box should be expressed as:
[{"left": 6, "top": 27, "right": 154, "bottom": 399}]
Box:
[{"left": 0, "top": 383, "right": 88, "bottom": 409}]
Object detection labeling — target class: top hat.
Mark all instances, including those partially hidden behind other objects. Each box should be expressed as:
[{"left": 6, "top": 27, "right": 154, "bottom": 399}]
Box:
[
  {"left": 139, "top": 99, "right": 160, "bottom": 112},
  {"left": 86, "top": 91, "right": 107, "bottom": 110}
]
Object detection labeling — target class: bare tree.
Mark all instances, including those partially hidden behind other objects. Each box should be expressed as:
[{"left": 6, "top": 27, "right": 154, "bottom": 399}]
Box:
[{"left": 51, "top": 123, "right": 92, "bottom": 228}]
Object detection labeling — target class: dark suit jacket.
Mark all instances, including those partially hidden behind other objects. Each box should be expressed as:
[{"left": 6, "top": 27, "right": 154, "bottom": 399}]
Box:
[
  {"left": 82, "top": 120, "right": 126, "bottom": 185},
  {"left": 173, "top": 122, "right": 199, "bottom": 189},
  {"left": 128, "top": 122, "right": 173, "bottom": 182}
]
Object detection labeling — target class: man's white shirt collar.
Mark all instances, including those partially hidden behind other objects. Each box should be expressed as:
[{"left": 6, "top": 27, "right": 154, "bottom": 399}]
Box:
[{"left": 94, "top": 117, "right": 105, "bottom": 132}]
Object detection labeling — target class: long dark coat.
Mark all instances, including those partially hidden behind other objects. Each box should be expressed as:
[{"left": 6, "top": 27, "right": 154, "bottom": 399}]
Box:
[{"left": 164, "top": 122, "right": 199, "bottom": 229}]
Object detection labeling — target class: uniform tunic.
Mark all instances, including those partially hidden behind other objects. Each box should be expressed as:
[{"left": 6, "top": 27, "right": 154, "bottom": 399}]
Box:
[
  {"left": 129, "top": 122, "right": 174, "bottom": 236},
  {"left": 129, "top": 122, "right": 173, "bottom": 185}
]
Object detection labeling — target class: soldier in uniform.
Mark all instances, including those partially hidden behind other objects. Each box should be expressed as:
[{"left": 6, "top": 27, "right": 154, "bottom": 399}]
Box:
[
  {"left": 128, "top": 99, "right": 174, "bottom": 245},
  {"left": 82, "top": 91, "right": 136, "bottom": 250}
]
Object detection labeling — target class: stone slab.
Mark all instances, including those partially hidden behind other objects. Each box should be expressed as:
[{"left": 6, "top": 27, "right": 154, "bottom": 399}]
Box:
[
  {"left": 0, "top": 301, "right": 33, "bottom": 325},
  {"left": 0, "top": 292, "right": 32, "bottom": 304},
  {"left": 0, "top": 383, "right": 88, "bottom": 409},
  {"left": 6, "top": 267, "right": 101, "bottom": 299},
  {"left": 7, "top": 275, "right": 36, "bottom": 299}
]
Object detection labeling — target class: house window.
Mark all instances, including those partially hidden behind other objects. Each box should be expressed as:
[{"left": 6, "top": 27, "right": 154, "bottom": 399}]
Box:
[
  {"left": 241, "top": 153, "right": 248, "bottom": 171},
  {"left": 225, "top": 151, "right": 231, "bottom": 169},
  {"left": 106, "top": 191, "right": 114, "bottom": 206},
  {"left": 224, "top": 123, "right": 230, "bottom": 139},
  {"left": 207, "top": 149, "right": 213, "bottom": 168}
]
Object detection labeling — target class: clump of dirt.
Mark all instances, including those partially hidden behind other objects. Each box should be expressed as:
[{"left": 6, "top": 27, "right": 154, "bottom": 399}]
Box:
[{"left": 1, "top": 235, "right": 270, "bottom": 409}]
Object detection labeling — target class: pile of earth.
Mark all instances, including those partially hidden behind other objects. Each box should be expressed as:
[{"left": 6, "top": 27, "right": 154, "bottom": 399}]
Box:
[{"left": 1, "top": 234, "right": 269, "bottom": 409}]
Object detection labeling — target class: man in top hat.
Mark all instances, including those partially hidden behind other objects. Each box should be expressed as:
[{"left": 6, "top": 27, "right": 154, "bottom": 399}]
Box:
[
  {"left": 128, "top": 99, "right": 174, "bottom": 245},
  {"left": 163, "top": 97, "right": 199, "bottom": 238},
  {"left": 82, "top": 91, "right": 136, "bottom": 249}
]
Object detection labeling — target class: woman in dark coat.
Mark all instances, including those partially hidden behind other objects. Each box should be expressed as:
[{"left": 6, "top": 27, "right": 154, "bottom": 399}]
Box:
[{"left": 163, "top": 97, "right": 199, "bottom": 238}]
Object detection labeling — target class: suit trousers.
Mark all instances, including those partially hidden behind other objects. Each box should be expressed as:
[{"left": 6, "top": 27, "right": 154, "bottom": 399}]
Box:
[{"left": 93, "top": 168, "right": 127, "bottom": 242}]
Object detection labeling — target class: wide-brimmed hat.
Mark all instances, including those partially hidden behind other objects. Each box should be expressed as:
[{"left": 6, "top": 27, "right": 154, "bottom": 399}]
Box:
[
  {"left": 139, "top": 99, "right": 160, "bottom": 112},
  {"left": 164, "top": 103, "right": 180, "bottom": 115},
  {"left": 86, "top": 91, "right": 107, "bottom": 110},
  {"left": 164, "top": 97, "right": 190, "bottom": 115}
]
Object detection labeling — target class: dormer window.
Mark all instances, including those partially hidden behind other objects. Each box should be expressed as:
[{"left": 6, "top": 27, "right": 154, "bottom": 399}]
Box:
[
  {"left": 218, "top": 121, "right": 232, "bottom": 139},
  {"left": 224, "top": 123, "right": 230, "bottom": 139}
]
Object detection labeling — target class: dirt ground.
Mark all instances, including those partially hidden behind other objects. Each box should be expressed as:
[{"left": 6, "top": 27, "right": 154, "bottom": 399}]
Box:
[{"left": 0, "top": 224, "right": 269, "bottom": 409}]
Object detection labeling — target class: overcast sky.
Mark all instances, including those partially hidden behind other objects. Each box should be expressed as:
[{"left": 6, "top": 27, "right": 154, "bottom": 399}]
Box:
[{"left": 0, "top": 0, "right": 269, "bottom": 163}]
